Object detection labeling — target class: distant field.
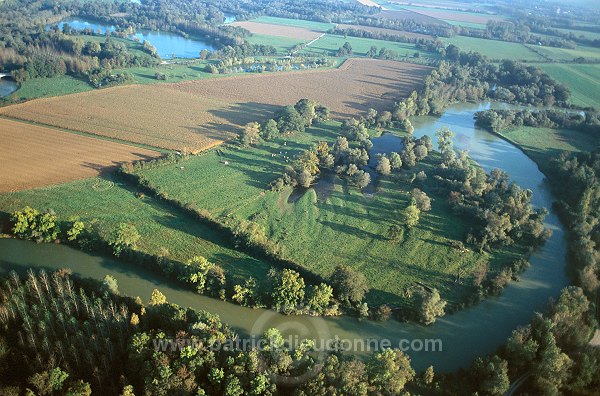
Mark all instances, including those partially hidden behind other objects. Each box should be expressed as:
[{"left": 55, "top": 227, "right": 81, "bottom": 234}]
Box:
[
  {"left": 443, "top": 20, "right": 487, "bottom": 29},
  {"left": 230, "top": 21, "right": 322, "bottom": 40},
  {"left": 529, "top": 44, "right": 600, "bottom": 62},
  {"left": 377, "top": 8, "right": 447, "bottom": 25},
  {"left": 0, "top": 118, "right": 160, "bottom": 192},
  {"left": 5, "top": 75, "right": 92, "bottom": 102},
  {"left": 440, "top": 36, "right": 544, "bottom": 61},
  {"left": 0, "top": 60, "right": 430, "bottom": 151},
  {"left": 250, "top": 16, "right": 335, "bottom": 32},
  {"left": 498, "top": 126, "right": 599, "bottom": 173},
  {"left": 300, "top": 34, "right": 437, "bottom": 58},
  {"left": 399, "top": 4, "right": 504, "bottom": 25},
  {"left": 244, "top": 34, "right": 308, "bottom": 53},
  {"left": 337, "top": 23, "right": 433, "bottom": 39},
  {"left": 538, "top": 63, "right": 600, "bottom": 108}
]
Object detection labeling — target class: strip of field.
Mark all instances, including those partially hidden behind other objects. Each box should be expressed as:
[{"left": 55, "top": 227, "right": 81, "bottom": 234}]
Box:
[
  {"left": 440, "top": 36, "right": 544, "bottom": 61},
  {"left": 336, "top": 23, "right": 433, "bottom": 39},
  {"left": 537, "top": 63, "right": 600, "bottom": 108},
  {"left": 399, "top": 4, "right": 505, "bottom": 24},
  {"left": 357, "top": 0, "right": 386, "bottom": 8},
  {"left": 0, "top": 59, "right": 431, "bottom": 152},
  {"left": 0, "top": 118, "right": 160, "bottom": 192},
  {"left": 230, "top": 21, "right": 322, "bottom": 40},
  {"left": 250, "top": 16, "right": 335, "bottom": 32},
  {"left": 377, "top": 9, "right": 447, "bottom": 25}
]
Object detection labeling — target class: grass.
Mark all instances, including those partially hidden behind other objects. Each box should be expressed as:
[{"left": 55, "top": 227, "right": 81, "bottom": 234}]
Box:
[
  {"left": 245, "top": 34, "right": 308, "bottom": 53},
  {"left": 439, "top": 36, "right": 544, "bottom": 61},
  {"left": 250, "top": 16, "right": 335, "bottom": 32},
  {"left": 299, "top": 34, "right": 437, "bottom": 59},
  {"left": 136, "top": 121, "right": 525, "bottom": 307},
  {"left": 0, "top": 176, "right": 271, "bottom": 286},
  {"left": 6, "top": 76, "right": 92, "bottom": 102},
  {"left": 529, "top": 44, "right": 600, "bottom": 62},
  {"left": 496, "top": 126, "right": 599, "bottom": 173},
  {"left": 537, "top": 63, "right": 600, "bottom": 109}
]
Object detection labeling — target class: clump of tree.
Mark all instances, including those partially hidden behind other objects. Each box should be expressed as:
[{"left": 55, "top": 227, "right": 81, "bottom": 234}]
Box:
[
  {"left": 411, "top": 286, "right": 447, "bottom": 325},
  {"left": 476, "top": 108, "right": 600, "bottom": 134},
  {"left": 10, "top": 206, "right": 59, "bottom": 243}
]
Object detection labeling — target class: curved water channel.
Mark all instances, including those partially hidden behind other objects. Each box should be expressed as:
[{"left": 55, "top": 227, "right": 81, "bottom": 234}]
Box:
[{"left": 0, "top": 102, "right": 569, "bottom": 372}]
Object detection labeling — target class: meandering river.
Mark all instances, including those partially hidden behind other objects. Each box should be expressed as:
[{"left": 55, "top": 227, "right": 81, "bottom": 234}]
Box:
[{"left": 0, "top": 102, "right": 569, "bottom": 372}]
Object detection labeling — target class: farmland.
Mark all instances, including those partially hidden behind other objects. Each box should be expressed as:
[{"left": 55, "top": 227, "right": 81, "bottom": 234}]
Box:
[
  {"left": 0, "top": 118, "right": 160, "bottom": 192},
  {"left": 248, "top": 16, "right": 335, "bottom": 32},
  {"left": 230, "top": 21, "right": 322, "bottom": 40},
  {"left": 0, "top": 59, "right": 431, "bottom": 151},
  {"left": 299, "top": 34, "right": 437, "bottom": 58},
  {"left": 398, "top": 4, "right": 505, "bottom": 25},
  {"left": 440, "top": 36, "right": 545, "bottom": 61},
  {"left": 538, "top": 63, "right": 600, "bottom": 108},
  {"left": 336, "top": 23, "right": 433, "bottom": 39}
]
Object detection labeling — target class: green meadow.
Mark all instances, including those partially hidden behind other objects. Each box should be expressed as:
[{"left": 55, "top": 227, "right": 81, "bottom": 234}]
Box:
[{"left": 538, "top": 63, "right": 600, "bottom": 109}]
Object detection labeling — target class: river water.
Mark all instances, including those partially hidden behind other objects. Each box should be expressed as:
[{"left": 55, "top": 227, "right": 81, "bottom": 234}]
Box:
[{"left": 0, "top": 102, "right": 569, "bottom": 372}]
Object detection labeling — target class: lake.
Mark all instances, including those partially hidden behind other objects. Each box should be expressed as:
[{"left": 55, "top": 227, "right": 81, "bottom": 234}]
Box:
[
  {"left": 0, "top": 78, "right": 18, "bottom": 97},
  {"left": 55, "top": 18, "right": 217, "bottom": 58},
  {"left": 0, "top": 102, "right": 569, "bottom": 372}
]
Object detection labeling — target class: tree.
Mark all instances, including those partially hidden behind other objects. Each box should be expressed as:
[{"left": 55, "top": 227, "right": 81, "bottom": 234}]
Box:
[
  {"left": 400, "top": 141, "right": 417, "bottom": 168},
  {"left": 307, "top": 283, "right": 333, "bottom": 314},
  {"left": 367, "top": 45, "right": 378, "bottom": 57},
  {"left": 423, "top": 366, "right": 434, "bottom": 385},
  {"left": 109, "top": 223, "right": 140, "bottom": 256},
  {"left": 352, "top": 170, "right": 371, "bottom": 189},
  {"left": 294, "top": 99, "right": 317, "bottom": 126},
  {"left": 470, "top": 355, "right": 510, "bottom": 396},
  {"left": 102, "top": 275, "right": 119, "bottom": 295},
  {"left": 376, "top": 156, "right": 391, "bottom": 176},
  {"left": 329, "top": 264, "right": 369, "bottom": 304},
  {"left": 414, "top": 144, "right": 428, "bottom": 160},
  {"left": 411, "top": 189, "right": 431, "bottom": 211},
  {"left": 271, "top": 269, "right": 305, "bottom": 313},
  {"left": 11, "top": 207, "right": 59, "bottom": 242},
  {"left": 389, "top": 152, "right": 402, "bottom": 170},
  {"left": 402, "top": 119, "right": 414, "bottom": 134},
  {"left": 277, "top": 105, "right": 305, "bottom": 134},
  {"left": 402, "top": 203, "right": 420, "bottom": 228},
  {"left": 368, "top": 349, "right": 415, "bottom": 395},
  {"left": 241, "top": 122, "right": 261, "bottom": 146},
  {"left": 149, "top": 289, "right": 167, "bottom": 305},
  {"left": 66, "top": 219, "right": 85, "bottom": 241},
  {"left": 261, "top": 119, "right": 279, "bottom": 140},
  {"left": 413, "top": 287, "right": 446, "bottom": 325}
]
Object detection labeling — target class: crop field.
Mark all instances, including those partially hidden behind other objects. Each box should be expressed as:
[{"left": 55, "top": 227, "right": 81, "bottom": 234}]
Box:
[
  {"left": 529, "top": 44, "right": 600, "bottom": 62},
  {"left": 0, "top": 118, "right": 160, "bottom": 192},
  {"left": 244, "top": 34, "right": 308, "bottom": 53},
  {"left": 249, "top": 16, "right": 335, "bottom": 32},
  {"left": 299, "top": 34, "right": 437, "bottom": 58},
  {"left": 167, "top": 59, "right": 431, "bottom": 118},
  {"left": 337, "top": 24, "right": 433, "bottom": 39},
  {"left": 0, "top": 60, "right": 430, "bottom": 152},
  {"left": 538, "top": 63, "right": 600, "bottom": 108},
  {"left": 440, "top": 36, "right": 544, "bottom": 61},
  {"left": 376, "top": 7, "right": 447, "bottom": 25},
  {"left": 230, "top": 21, "right": 322, "bottom": 40},
  {"left": 398, "top": 4, "right": 505, "bottom": 25},
  {"left": 0, "top": 176, "right": 271, "bottom": 284},
  {"left": 136, "top": 123, "right": 525, "bottom": 307}
]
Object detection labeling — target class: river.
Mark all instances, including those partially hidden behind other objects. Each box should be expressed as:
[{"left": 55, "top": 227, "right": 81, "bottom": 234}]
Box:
[
  {"left": 54, "top": 18, "right": 217, "bottom": 58},
  {"left": 0, "top": 102, "right": 569, "bottom": 372}
]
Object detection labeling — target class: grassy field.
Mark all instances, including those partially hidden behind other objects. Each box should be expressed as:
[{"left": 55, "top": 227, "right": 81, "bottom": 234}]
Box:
[
  {"left": 245, "top": 34, "right": 308, "bottom": 53},
  {"left": 440, "top": 36, "right": 544, "bottom": 61},
  {"left": 530, "top": 44, "right": 600, "bottom": 62},
  {"left": 0, "top": 176, "right": 272, "bottom": 285},
  {"left": 497, "top": 126, "right": 599, "bottom": 173},
  {"left": 537, "top": 63, "right": 600, "bottom": 109},
  {"left": 136, "top": 122, "right": 525, "bottom": 307},
  {"left": 300, "top": 34, "right": 437, "bottom": 59}
]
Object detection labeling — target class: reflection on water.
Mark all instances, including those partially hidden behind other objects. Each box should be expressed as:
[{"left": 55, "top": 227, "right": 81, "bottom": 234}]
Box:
[
  {"left": 54, "top": 18, "right": 216, "bottom": 58},
  {"left": 0, "top": 78, "right": 18, "bottom": 97},
  {"left": 0, "top": 102, "right": 569, "bottom": 372}
]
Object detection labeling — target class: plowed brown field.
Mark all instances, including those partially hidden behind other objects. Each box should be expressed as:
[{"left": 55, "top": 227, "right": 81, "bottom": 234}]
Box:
[
  {"left": 0, "top": 118, "right": 160, "bottom": 192},
  {"left": 0, "top": 59, "right": 431, "bottom": 152},
  {"left": 230, "top": 21, "right": 321, "bottom": 40}
]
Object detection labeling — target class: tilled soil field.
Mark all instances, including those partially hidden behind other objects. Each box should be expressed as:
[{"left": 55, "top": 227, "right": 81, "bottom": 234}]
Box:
[
  {"left": 0, "top": 118, "right": 160, "bottom": 192},
  {"left": 229, "top": 21, "right": 322, "bottom": 40}
]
